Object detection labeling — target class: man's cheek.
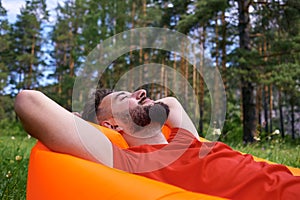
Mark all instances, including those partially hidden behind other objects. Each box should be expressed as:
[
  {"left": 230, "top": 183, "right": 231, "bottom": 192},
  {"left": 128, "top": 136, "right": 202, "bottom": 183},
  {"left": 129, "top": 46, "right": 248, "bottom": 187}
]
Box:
[{"left": 128, "top": 101, "right": 138, "bottom": 110}]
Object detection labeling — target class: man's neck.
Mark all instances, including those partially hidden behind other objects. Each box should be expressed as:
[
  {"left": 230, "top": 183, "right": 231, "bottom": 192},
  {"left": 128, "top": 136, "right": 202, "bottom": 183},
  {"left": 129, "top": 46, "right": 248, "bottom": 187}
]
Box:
[{"left": 123, "top": 125, "right": 168, "bottom": 147}]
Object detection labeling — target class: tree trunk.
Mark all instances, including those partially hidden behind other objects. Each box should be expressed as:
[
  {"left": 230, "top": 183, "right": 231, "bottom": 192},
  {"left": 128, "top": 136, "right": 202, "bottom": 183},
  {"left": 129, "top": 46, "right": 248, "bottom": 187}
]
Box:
[
  {"left": 256, "top": 85, "right": 262, "bottom": 134},
  {"left": 198, "top": 27, "right": 205, "bottom": 135},
  {"left": 173, "top": 52, "right": 177, "bottom": 87},
  {"left": 214, "top": 17, "right": 219, "bottom": 68},
  {"left": 160, "top": 57, "right": 165, "bottom": 98},
  {"left": 180, "top": 43, "right": 186, "bottom": 106},
  {"left": 139, "top": 0, "right": 147, "bottom": 85},
  {"left": 193, "top": 35, "right": 198, "bottom": 124},
  {"left": 269, "top": 84, "right": 273, "bottom": 133},
  {"left": 184, "top": 53, "right": 189, "bottom": 109},
  {"left": 291, "top": 97, "right": 295, "bottom": 140},
  {"left": 29, "top": 36, "right": 36, "bottom": 89},
  {"left": 263, "top": 85, "right": 269, "bottom": 133},
  {"left": 213, "top": 16, "right": 220, "bottom": 128},
  {"left": 278, "top": 88, "right": 285, "bottom": 138},
  {"left": 237, "top": 0, "right": 256, "bottom": 143},
  {"left": 221, "top": 11, "right": 227, "bottom": 94},
  {"left": 129, "top": 1, "right": 136, "bottom": 90}
]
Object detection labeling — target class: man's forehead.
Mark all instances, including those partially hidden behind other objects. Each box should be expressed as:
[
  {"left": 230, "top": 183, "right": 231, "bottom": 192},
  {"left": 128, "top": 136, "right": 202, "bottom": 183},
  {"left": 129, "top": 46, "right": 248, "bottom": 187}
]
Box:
[{"left": 102, "top": 91, "right": 131, "bottom": 103}]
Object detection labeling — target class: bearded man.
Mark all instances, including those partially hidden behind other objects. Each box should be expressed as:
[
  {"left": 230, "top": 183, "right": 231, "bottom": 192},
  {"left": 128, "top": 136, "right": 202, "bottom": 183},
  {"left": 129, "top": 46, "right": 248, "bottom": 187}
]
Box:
[{"left": 14, "top": 89, "right": 300, "bottom": 200}]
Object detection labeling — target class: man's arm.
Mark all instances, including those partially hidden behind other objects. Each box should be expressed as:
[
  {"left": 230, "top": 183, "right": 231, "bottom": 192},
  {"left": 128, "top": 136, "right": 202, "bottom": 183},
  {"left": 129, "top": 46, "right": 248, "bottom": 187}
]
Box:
[
  {"left": 14, "top": 90, "right": 113, "bottom": 166},
  {"left": 156, "top": 97, "right": 200, "bottom": 140}
]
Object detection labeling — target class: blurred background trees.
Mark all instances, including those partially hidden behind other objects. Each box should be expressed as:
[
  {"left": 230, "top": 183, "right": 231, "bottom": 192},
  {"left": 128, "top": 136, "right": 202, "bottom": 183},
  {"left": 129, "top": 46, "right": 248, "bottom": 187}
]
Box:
[{"left": 0, "top": 0, "right": 299, "bottom": 142}]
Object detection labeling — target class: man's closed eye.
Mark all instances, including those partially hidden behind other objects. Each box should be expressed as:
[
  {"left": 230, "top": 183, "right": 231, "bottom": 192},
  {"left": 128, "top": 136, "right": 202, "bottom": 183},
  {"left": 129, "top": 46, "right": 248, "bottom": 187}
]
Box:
[{"left": 120, "top": 96, "right": 128, "bottom": 101}]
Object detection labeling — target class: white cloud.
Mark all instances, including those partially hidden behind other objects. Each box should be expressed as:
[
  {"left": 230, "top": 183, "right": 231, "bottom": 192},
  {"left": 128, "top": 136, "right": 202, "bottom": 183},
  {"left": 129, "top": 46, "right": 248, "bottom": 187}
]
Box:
[
  {"left": 2, "top": 0, "right": 64, "bottom": 23},
  {"left": 2, "top": 0, "right": 25, "bottom": 22}
]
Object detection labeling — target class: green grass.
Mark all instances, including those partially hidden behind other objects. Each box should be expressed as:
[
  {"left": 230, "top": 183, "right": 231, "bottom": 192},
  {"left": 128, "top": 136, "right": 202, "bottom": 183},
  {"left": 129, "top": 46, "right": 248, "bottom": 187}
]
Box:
[
  {"left": 0, "top": 135, "right": 36, "bottom": 200},
  {"left": 0, "top": 133, "right": 299, "bottom": 200},
  {"left": 225, "top": 138, "right": 300, "bottom": 168}
]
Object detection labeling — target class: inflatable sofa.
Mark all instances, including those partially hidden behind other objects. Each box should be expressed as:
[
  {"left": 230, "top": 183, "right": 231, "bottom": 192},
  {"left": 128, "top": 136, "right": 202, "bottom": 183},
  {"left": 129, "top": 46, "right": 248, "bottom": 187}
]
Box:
[{"left": 26, "top": 124, "right": 300, "bottom": 200}]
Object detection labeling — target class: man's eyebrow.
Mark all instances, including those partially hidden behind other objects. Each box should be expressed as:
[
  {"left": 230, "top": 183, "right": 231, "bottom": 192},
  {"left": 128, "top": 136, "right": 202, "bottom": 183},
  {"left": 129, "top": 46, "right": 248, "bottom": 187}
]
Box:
[{"left": 114, "top": 92, "right": 126, "bottom": 100}]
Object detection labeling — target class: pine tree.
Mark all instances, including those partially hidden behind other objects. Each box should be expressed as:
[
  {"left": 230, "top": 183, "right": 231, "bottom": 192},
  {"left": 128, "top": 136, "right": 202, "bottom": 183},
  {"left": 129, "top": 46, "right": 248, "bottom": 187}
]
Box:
[
  {"left": 176, "top": 0, "right": 229, "bottom": 135},
  {"left": 268, "top": 0, "right": 300, "bottom": 139},
  {"left": 9, "top": 0, "right": 48, "bottom": 94},
  {"left": 0, "top": 1, "right": 14, "bottom": 121},
  {"left": 0, "top": 0, "right": 10, "bottom": 94},
  {"left": 236, "top": 0, "right": 257, "bottom": 143},
  {"left": 50, "top": 0, "right": 85, "bottom": 109}
]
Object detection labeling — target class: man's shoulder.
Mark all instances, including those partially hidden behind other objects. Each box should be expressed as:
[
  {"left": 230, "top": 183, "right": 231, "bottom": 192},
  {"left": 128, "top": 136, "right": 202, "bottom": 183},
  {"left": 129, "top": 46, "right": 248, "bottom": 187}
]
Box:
[{"left": 168, "top": 128, "right": 197, "bottom": 142}]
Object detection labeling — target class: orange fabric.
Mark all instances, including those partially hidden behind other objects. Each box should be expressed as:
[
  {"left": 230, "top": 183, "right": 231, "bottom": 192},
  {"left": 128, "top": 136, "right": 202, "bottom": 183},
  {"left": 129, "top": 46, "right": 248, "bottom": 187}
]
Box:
[
  {"left": 89, "top": 122, "right": 129, "bottom": 148},
  {"left": 27, "top": 142, "right": 226, "bottom": 200},
  {"left": 27, "top": 123, "right": 300, "bottom": 200},
  {"left": 113, "top": 128, "right": 300, "bottom": 200},
  {"left": 89, "top": 122, "right": 172, "bottom": 149},
  {"left": 161, "top": 125, "right": 171, "bottom": 139}
]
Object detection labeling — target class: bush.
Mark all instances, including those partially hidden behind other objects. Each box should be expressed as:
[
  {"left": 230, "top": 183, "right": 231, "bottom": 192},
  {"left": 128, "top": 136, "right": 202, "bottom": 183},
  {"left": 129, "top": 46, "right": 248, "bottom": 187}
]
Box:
[{"left": 220, "top": 104, "right": 243, "bottom": 143}]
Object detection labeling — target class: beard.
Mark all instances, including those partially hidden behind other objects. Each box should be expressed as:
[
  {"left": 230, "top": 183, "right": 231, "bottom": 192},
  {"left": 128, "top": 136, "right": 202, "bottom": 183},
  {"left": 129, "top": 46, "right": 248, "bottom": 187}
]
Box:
[{"left": 129, "top": 102, "right": 170, "bottom": 128}]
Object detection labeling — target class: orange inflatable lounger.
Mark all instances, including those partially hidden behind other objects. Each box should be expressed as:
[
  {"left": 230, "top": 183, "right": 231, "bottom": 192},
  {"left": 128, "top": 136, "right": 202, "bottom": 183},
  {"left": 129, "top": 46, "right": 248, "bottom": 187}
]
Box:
[{"left": 26, "top": 124, "right": 300, "bottom": 200}]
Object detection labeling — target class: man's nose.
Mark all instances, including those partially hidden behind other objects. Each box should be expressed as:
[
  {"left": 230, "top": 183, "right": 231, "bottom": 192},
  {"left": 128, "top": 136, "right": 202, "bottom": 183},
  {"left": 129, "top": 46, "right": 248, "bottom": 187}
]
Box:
[{"left": 132, "top": 89, "right": 147, "bottom": 100}]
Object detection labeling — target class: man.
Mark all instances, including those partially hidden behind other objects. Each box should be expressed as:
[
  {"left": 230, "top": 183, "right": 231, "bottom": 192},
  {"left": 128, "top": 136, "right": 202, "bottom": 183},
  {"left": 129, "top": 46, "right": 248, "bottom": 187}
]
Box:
[{"left": 14, "top": 89, "right": 300, "bottom": 200}]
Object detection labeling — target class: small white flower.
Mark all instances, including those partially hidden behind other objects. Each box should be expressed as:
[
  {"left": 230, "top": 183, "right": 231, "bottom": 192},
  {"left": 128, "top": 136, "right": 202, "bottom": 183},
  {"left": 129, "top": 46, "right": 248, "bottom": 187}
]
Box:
[
  {"left": 272, "top": 129, "right": 280, "bottom": 135},
  {"left": 267, "top": 136, "right": 271, "bottom": 140},
  {"left": 15, "top": 155, "right": 23, "bottom": 161},
  {"left": 254, "top": 136, "right": 261, "bottom": 141},
  {"left": 213, "top": 128, "right": 221, "bottom": 136},
  {"left": 11, "top": 136, "right": 15, "bottom": 140},
  {"left": 5, "top": 171, "right": 12, "bottom": 178}
]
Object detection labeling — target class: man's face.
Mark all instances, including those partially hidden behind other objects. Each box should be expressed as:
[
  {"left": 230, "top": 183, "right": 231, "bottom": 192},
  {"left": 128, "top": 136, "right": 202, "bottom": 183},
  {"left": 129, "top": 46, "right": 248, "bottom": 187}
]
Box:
[{"left": 99, "top": 89, "right": 169, "bottom": 132}]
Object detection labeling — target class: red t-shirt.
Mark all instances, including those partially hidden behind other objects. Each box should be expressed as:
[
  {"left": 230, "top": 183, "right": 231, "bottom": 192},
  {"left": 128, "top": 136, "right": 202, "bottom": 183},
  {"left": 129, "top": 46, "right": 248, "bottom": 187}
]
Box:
[{"left": 113, "top": 128, "right": 300, "bottom": 200}]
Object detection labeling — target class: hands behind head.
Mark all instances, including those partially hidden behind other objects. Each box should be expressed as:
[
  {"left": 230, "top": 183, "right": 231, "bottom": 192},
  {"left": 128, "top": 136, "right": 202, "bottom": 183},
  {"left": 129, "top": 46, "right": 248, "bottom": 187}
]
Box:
[{"left": 72, "top": 112, "right": 82, "bottom": 118}]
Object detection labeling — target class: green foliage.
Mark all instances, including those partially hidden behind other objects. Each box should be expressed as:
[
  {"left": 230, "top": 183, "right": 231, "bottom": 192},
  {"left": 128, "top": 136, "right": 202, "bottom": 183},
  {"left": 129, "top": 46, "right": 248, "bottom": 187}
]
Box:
[
  {"left": 0, "top": 0, "right": 299, "bottom": 142},
  {"left": 0, "top": 2, "right": 10, "bottom": 94},
  {"left": 177, "top": 0, "right": 228, "bottom": 33},
  {"left": 272, "top": 63, "right": 300, "bottom": 95},
  {"left": 0, "top": 95, "right": 15, "bottom": 121},
  {"left": 220, "top": 101, "right": 243, "bottom": 142}
]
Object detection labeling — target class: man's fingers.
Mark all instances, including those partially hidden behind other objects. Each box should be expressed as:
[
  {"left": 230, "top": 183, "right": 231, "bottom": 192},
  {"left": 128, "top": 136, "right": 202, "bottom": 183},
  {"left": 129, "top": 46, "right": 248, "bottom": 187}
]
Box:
[{"left": 72, "top": 112, "right": 82, "bottom": 118}]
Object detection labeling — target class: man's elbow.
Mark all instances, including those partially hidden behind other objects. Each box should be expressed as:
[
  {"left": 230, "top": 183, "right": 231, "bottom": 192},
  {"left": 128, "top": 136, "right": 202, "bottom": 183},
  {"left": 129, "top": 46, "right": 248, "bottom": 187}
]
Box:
[{"left": 14, "top": 90, "right": 41, "bottom": 117}]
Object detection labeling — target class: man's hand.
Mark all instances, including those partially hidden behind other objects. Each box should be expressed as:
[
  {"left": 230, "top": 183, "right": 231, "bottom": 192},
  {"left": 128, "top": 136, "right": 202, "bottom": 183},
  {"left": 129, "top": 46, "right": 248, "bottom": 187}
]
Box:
[
  {"left": 156, "top": 97, "right": 200, "bottom": 140},
  {"left": 72, "top": 112, "right": 82, "bottom": 118}
]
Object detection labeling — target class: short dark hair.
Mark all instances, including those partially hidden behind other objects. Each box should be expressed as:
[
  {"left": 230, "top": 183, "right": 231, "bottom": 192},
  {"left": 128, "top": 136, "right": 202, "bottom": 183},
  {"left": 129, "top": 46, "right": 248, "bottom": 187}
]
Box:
[{"left": 82, "top": 88, "right": 113, "bottom": 123}]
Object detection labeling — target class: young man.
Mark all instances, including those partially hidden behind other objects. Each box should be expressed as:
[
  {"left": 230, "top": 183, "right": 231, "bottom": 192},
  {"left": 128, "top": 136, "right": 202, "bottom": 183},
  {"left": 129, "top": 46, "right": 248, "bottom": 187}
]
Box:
[{"left": 15, "top": 89, "right": 300, "bottom": 200}]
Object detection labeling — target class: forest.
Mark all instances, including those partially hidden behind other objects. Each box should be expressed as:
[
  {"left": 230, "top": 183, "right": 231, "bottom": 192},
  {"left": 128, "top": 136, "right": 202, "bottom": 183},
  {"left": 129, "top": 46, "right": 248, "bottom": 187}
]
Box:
[{"left": 0, "top": 0, "right": 299, "bottom": 143}]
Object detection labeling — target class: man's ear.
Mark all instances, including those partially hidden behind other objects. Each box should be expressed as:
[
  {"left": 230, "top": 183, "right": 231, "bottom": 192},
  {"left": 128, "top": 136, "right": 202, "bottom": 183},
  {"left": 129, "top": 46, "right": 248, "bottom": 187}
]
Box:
[
  {"left": 100, "top": 121, "right": 114, "bottom": 129},
  {"left": 100, "top": 120, "right": 123, "bottom": 133}
]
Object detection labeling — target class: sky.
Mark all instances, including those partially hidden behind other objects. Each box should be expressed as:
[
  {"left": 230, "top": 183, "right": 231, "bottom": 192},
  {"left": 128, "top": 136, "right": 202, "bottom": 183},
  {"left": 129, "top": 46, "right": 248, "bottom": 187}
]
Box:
[{"left": 2, "top": 0, "right": 64, "bottom": 23}]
